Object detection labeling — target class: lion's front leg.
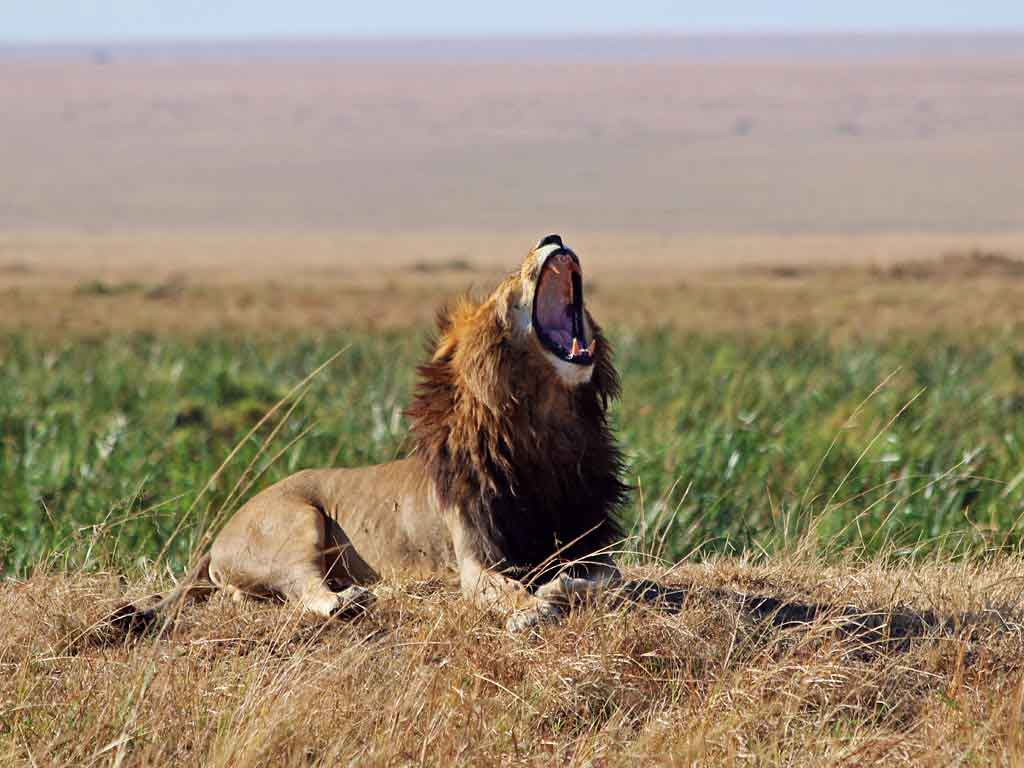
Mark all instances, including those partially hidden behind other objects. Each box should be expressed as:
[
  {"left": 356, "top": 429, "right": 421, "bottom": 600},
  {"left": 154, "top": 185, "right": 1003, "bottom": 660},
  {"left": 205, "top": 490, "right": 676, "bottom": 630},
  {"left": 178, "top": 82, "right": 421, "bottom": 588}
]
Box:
[
  {"left": 511, "top": 556, "right": 622, "bottom": 631},
  {"left": 458, "top": 557, "right": 565, "bottom": 632},
  {"left": 458, "top": 553, "right": 621, "bottom": 632},
  {"left": 457, "top": 555, "right": 542, "bottom": 612},
  {"left": 557, "top": 554, "right": 622, "bottom": 600}
]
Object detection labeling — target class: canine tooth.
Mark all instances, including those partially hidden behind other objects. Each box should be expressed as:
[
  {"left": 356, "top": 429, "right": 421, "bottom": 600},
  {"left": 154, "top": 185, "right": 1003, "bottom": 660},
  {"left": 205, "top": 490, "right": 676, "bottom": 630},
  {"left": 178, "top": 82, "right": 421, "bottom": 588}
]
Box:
[
  {"left": 570, "top": 337, "right": 582, "bottom": 358},
  {"left": 587, "top": 339, "right": 597, "bottom": 355}
]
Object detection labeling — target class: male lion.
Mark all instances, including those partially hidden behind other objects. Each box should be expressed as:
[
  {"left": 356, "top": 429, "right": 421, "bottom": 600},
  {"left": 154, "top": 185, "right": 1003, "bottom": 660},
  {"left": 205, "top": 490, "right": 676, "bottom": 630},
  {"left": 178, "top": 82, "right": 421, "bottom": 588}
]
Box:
[{"left": 118, "top": 234, "right": 629, "bottom": 632}]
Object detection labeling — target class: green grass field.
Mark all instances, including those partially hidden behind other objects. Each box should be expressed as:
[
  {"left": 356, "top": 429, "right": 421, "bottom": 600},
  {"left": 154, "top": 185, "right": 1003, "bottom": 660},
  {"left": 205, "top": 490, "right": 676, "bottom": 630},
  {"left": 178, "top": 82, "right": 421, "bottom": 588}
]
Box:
[{"left": 4, "top": 328, "right": 1023, "bottom": 575}]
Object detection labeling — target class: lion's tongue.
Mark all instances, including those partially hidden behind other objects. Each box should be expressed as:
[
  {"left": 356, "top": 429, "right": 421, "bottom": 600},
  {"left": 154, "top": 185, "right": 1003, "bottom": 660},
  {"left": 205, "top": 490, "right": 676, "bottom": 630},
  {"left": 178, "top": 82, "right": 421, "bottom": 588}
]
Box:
[
  {"left": 536, "top": 270, "right": 574, "bottom": 348},
  {"left": 548, "top": 328, "right": 573, "bottom": 349}
]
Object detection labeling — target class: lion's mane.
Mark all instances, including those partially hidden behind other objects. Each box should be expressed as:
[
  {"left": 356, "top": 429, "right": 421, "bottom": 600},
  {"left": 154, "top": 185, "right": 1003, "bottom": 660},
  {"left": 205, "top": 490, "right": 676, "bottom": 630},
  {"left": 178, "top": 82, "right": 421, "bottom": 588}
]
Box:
[{"left": 406, "top": 292, "right": 628, "bottom": 580}]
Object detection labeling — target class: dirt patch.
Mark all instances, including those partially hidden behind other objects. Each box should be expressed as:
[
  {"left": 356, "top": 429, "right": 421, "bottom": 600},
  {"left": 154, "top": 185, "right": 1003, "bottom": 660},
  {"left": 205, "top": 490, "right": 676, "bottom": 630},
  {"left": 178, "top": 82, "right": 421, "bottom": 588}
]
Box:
[
  {"left": 882, "top": 249, "right": 1024, "bottom": 280},
  {"left": 0, "top": 261, "right": 32, "bottom": 275},
  {"left": 745, "top": 249, "right": 1024, "bottom": 283},
  {"left": 410, "top": 257, "right": 475, "bottom": 274}
]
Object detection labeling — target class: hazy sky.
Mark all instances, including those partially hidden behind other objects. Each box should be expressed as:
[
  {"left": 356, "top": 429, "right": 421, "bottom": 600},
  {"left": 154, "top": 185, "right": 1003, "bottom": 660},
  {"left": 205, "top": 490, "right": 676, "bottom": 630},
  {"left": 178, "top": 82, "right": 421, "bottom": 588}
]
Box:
[{"left": 3, "top": 0, "right": 1024, "bottom": 43}]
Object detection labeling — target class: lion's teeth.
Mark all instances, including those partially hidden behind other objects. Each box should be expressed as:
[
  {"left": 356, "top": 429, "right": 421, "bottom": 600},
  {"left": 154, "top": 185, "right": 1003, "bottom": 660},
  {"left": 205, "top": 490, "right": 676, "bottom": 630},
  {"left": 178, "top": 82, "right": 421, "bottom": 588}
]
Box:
[
  {"left": 587, "top": 339, "right": 597, "bottom": 355},
  {"left": 570, "top": 337, "right": 582, "bottom": 358}
]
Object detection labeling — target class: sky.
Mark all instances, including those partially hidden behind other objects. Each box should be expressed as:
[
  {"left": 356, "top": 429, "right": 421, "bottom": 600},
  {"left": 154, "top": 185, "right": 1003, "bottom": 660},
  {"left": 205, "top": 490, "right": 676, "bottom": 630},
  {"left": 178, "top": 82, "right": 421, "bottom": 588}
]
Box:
[{"left": 2, "top": 0, "right": 1024, "bottom": 43}]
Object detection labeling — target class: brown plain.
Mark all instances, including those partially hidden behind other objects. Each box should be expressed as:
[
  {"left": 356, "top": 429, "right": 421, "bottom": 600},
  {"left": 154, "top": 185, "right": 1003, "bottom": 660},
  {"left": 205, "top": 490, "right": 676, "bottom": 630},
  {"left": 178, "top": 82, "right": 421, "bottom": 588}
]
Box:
[{"left": 2, "top": 41, "right": 1024, "bottom": 336}]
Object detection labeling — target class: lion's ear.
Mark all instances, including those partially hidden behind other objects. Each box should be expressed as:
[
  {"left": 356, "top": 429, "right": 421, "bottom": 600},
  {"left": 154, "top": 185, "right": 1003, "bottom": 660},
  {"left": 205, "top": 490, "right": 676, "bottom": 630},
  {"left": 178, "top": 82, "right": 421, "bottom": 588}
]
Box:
[{"left": 491, "top": 277, "right": 522, "bottom": 330}]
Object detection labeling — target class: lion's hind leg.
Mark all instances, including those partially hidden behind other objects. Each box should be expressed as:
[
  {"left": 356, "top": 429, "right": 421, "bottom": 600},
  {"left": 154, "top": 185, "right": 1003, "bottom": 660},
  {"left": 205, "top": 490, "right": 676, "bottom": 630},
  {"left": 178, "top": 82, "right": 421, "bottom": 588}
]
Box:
[
  {"left": 280, "top": 570, "right": 375, "bottom": 618},
  {"left": 210, "top": 495, "right": 377, "bottom": 619}
]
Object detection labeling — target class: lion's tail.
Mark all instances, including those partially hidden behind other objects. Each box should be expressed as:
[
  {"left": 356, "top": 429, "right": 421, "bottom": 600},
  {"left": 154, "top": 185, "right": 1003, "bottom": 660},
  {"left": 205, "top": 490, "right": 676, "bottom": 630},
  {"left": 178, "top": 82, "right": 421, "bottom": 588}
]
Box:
[{"left": 109, "top": 552, "right": 216, "bottom": 635}]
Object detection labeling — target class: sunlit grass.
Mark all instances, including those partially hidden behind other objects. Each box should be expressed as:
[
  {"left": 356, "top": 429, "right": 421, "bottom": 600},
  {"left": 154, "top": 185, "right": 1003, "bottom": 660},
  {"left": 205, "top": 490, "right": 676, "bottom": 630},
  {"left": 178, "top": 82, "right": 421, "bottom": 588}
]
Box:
[
  {"left": 2, "top": 329, "right": 1023, "bottom": 574},
  {"left": 2, "top": 328, "right": 1024, "bottom": 767}
]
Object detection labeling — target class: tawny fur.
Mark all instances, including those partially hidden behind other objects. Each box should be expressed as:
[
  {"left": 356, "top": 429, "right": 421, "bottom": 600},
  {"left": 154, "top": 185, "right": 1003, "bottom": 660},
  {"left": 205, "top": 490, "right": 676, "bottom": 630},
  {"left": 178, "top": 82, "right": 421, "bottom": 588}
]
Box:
[
  {"left": 408, "top": 293, "right": 625, "bottom": 579},
  {"left": 114, "top": 238, "right": 628, "bottom": 633}
]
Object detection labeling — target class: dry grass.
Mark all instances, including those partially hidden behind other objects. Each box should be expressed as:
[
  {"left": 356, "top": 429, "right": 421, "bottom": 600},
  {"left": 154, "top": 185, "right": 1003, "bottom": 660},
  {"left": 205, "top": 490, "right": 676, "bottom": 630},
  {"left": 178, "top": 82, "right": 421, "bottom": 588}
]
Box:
[
  {"left": 14, "top": 273, "right": 1024, "bottom": 337},
  {"left": 4, "top": 232, "right": 1024, "bottom": 336},
  {"left": 1, "top": 555, "right": 1022, "bottom": 766}
]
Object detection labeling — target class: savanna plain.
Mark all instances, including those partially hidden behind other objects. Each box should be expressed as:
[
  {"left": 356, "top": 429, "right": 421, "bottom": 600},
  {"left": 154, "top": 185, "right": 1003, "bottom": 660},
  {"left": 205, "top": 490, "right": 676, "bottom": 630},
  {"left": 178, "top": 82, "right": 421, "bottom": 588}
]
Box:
[{"left": 3, "top": 40, "right": 1024, "bottom": 766}]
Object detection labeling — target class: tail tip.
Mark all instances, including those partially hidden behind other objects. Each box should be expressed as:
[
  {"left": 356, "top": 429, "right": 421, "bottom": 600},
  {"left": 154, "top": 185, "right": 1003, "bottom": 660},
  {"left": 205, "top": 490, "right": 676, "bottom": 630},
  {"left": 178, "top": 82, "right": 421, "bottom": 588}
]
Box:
[{"left": 107, "top": 602, "right": 159, "bottom": 635}]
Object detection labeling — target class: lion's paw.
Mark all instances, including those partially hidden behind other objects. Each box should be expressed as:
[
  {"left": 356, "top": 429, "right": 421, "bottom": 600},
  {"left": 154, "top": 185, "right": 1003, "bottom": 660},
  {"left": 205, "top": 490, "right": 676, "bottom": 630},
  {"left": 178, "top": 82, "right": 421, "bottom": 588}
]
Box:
[
  {"left": 333, "top": 585, "right": 376, "bottom": 618},
  {"left": 505, "top": 601, "right": 566, "bottom": 633}
]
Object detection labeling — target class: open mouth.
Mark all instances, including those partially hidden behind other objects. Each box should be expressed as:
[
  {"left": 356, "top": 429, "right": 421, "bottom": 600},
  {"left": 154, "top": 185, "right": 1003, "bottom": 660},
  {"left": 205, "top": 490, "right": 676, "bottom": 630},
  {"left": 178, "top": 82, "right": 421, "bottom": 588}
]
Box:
[{"left": 532, "top": 249, "right": 596, "bottom": 366}]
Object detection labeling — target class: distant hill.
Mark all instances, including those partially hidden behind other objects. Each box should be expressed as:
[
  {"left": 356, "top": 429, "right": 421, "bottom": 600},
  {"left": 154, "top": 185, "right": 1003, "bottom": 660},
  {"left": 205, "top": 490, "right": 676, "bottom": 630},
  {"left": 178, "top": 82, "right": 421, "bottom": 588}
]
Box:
[{"left": 2, "top": 35, "right": 1023, "bottom": 233}]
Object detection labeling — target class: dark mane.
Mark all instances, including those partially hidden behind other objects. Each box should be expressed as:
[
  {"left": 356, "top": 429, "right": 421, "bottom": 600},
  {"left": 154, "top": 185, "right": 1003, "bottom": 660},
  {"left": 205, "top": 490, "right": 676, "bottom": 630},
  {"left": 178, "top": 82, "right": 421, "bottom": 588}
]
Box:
[{"left": 406, "top": 298, "right": 628, "bottom": 581}]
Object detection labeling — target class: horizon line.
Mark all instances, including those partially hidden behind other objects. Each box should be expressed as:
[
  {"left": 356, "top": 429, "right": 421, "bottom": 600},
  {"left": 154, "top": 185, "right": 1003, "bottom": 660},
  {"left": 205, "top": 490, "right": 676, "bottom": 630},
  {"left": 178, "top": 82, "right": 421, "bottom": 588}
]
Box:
[{"left": 4, "top": 28, "right": 1024, "bottom": 48}]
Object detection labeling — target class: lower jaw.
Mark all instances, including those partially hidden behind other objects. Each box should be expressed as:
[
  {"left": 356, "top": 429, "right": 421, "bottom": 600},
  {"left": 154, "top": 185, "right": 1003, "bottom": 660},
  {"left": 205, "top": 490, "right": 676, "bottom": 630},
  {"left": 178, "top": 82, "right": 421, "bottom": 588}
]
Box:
[
  {"left": 541, "top": 339, "right": 589, "bottom": 366},
  {"left": 542, "top": 348, "right": 596, "bottom": 386}
]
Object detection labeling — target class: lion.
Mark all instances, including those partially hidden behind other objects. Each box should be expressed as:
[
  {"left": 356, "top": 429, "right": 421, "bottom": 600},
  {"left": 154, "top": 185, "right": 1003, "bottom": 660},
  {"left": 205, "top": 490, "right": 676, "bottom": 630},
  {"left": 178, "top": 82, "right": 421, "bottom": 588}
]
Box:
[{"left": 116, "top": 234, "right": 629, "bottom": 632}]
